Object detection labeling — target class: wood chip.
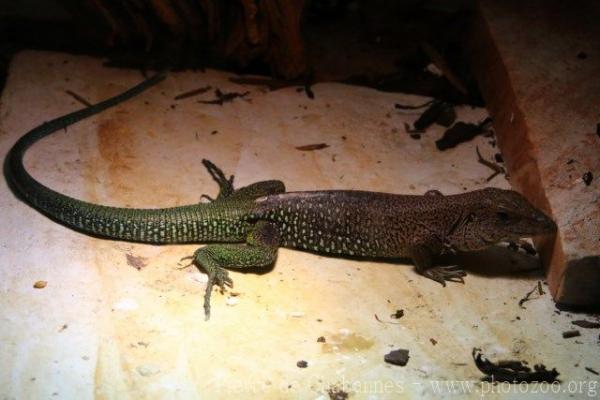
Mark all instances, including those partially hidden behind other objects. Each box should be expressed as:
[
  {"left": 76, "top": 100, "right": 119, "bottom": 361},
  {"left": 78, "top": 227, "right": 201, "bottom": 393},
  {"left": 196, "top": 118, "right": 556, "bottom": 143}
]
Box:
[
  {"left": 472, "top": 348, "right": 559, "bottom": 383},
  {"left": 174, "top": 85, "right": 212, "bottom": 100},
  {"left": 295, "top": 143, "right": 329, "bottom": 151},
  {"left": 413, "top": 100, "right": 451, "bottom": 131},
  {"left": 33, "top": 280, "right": 47, "bottom": 289},
  {"left": 571, "top": 320, "right": 600, "bottom": 329},
  {"left": 436, "top": 119, "right": 492, "bottom": 151},
  {"left": 562, "top": 330, "right": 581, "bottom": 339},
  {"left": 384, "top": 349, "right": 410, "bottom": 366},
  {"left": 199, "top": 89, "right": 250, "bottom": 105}
]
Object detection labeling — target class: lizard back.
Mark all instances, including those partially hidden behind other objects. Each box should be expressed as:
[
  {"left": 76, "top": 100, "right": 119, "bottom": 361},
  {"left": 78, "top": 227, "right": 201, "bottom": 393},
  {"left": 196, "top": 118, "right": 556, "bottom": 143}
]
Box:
[{"left": 251, "top": 190, "right": 456, "bottom": 258}]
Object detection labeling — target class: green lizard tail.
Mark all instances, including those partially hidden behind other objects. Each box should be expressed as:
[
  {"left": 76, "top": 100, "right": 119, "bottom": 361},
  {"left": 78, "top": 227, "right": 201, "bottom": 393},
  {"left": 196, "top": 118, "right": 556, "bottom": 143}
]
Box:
[{"left": 4, "top": 73, "right": 253, "bottom": 244}]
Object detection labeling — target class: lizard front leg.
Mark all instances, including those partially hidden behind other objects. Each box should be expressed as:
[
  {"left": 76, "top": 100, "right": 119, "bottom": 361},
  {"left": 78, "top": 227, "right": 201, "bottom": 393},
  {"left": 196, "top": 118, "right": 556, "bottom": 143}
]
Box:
[
  {"left": 410, "top": 245, "right": 466, "bottom": 286},
  {"left": 191, "top": 221, "right": 280, "bottom": 319}
]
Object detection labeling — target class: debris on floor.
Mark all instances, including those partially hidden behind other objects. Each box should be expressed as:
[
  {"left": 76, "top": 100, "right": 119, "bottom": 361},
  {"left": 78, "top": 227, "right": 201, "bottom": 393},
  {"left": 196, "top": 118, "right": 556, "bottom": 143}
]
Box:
[
  {"left": 384, "top": 349, "right": 410, "bottom": 366},
  {"left": 472, "top": 348, "right": 559, "bottom": 383},
  {"left": 562, "top": 330, "right": 581, "bottom": 339},
  {"left": 33, "top": 280, "right": 47, "bottom": 289},
  {"left": 295, "top": 143, "right": 329, "bottom": 151},
  {"left": 198, "top": 88, "right": 250, "bottom": 105},
  {"left": 436, "top": 118, "right": 492, "bottom": 151},
  {"left": 518, "top": 281, "right": 545, "bottom": 309},
  {"left": 174, "top": 85, "right": 212, "bottom": 100},
  {"left": 571, "top": 320, "right": 600, "bottom": 329}
]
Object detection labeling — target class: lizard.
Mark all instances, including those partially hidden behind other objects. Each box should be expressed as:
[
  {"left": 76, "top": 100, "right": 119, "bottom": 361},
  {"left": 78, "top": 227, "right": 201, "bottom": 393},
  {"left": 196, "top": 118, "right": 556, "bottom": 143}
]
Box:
[{"left": 5, "top": 73, "right": 557, "bottom": 319}]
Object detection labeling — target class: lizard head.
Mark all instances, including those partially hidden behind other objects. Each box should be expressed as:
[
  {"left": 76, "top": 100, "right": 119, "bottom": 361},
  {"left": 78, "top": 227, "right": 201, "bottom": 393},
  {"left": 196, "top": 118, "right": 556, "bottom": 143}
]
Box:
[{"left": 448, "top": 188, "right": 557, "bottom": 251}]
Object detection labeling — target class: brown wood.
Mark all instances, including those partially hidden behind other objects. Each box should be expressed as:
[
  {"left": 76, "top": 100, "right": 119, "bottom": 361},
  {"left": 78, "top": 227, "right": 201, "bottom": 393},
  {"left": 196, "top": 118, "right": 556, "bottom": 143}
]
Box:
[
  {"left": 55, "top": 0, "right": 307, "bottom": 79},
  {"left": 466, "top": 0, "right": 600, "bottom": 306}
]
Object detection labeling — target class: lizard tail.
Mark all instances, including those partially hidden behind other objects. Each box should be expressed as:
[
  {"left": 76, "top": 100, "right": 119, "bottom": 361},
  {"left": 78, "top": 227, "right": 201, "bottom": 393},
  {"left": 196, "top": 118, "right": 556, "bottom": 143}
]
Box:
[
  {"left": 6, "top": 73, "right": 252, "bottom": 244},
  {"left": 6, "top": 72, "right": 166, "bottom": 200},
  {"left": 3, "top": 73, "right": 216, "bottom": 243}
]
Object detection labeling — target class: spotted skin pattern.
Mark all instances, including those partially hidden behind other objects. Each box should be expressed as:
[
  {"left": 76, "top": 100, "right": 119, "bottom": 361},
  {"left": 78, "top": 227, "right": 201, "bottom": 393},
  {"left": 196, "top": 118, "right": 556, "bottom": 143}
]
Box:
[
  {"left": 5, "top": 74, "right": 557, "bottom": 319},
  {"left": 253, "top": 191, "right": 455, "bottom": 258}
]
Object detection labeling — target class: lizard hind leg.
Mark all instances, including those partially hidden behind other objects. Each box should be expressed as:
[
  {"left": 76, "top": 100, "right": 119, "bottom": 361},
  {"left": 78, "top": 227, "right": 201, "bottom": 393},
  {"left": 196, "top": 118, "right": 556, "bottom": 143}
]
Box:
[
  {"left": 228, "top": 180, "right": 285, "bottom": 200},
  {"left": 201, "top": 159, "right": 235, "bottom": 201},
  {"left": 191, "top": 221, "right": 280, "bottom": 320},
  {"left": 200, "top": 159, "right": 285, "bottom": 202}
]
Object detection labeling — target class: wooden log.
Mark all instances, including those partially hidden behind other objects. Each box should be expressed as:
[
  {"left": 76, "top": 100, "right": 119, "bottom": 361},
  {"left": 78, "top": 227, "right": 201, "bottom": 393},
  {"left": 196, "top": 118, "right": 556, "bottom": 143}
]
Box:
[{"left": 55, "top": 0, "right": 307, "bottom": 78}]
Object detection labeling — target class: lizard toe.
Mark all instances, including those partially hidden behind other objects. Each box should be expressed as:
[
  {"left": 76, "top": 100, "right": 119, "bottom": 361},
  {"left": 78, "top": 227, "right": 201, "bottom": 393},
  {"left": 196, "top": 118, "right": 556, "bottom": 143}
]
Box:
[
  {"left": 203, "top": 268, "right": 234, "bottom": 320},
  {"left": 423, "top": 265, "right": 467, "bottom": 286},
  {"left": 214, "top": 268, "right": 233, "bottom": 289}
]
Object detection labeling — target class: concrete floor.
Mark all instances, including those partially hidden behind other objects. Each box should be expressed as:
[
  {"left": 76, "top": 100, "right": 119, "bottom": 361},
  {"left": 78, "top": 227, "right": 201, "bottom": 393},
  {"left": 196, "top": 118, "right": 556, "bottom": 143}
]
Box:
[{"left": 0, "top": 52, "right": 598, "bottom": 399}]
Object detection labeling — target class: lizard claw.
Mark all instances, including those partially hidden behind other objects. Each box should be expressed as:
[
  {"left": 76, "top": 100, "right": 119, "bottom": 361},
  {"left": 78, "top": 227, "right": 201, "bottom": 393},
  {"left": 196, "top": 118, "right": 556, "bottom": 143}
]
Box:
[
  {"left": 214, "top": 267, "right": 233, "bottom": 289},
  {"left": 422, "top": 265, "right": 466, "bottom": 286}
]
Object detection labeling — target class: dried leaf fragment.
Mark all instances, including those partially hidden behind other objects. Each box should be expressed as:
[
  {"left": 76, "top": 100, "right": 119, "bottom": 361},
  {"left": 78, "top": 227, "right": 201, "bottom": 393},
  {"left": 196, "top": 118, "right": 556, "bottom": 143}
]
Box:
[
  {"left": 295, "top": 143, "right": 329, "bottom": 151},
  {"left": 33, "top": 280, "right": 47, "bottom": 289}
]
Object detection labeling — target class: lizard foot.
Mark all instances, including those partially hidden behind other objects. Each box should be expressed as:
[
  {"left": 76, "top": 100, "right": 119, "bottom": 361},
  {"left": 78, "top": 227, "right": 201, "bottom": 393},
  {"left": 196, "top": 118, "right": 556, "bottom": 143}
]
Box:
[
  {"left": 204, "top": 266, "right": 233, "bottom": 320},
  {"left": 201, "top": 159, "right": 234, "bottom": 201},
  {"left": 421, "top": 265, "right": 466, "bottom": 286},
  {"left": 188, "top": 247, "right": 234, "bottom": 320},
  {"left": 200, "top": 158, "right": 285, "bottom": 203},
  {"left": 189, "top": 227, "right": 279, "bottom": 320}
]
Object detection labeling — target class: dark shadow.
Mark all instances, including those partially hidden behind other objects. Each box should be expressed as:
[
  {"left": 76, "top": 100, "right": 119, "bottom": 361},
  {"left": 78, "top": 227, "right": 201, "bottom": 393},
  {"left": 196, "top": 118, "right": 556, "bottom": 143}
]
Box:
[
  {"left": 263, "top": 244, "right": 544, "bottom": 282},
  {"left": 556, "top": 302, "right": 600, "bottom": 314},
  {"left": 441, "top": 246, "right": 544, "bottom": 279}
]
